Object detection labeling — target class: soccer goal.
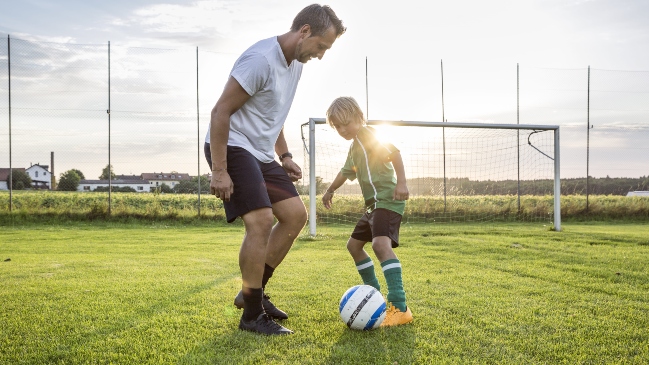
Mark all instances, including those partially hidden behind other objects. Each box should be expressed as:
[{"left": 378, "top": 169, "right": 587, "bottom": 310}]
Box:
[{"left": 299, "top": 119, "right": 561, "bottom": 235}]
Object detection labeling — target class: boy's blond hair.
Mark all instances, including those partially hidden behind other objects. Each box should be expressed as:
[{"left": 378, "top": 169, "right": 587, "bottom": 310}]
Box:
[{"left": 326, "top": 96, "right": 366, "bottom": 128}]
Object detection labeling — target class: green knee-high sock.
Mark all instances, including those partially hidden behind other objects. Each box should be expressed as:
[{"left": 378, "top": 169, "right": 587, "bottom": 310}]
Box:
[
  {"left": 355, "top": 257, "right": 380, "bottom": 291},
  {"left": 381, "top": 258, "right": 407, "bottom": 312}
]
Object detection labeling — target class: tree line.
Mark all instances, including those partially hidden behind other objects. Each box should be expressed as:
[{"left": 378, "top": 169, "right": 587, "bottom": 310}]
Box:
[
  {"left": 294, "top": 175, "right": 649, "bottom": 196},
  {"left": 7, "top": 167, "right": 647, "bottom": 196}
]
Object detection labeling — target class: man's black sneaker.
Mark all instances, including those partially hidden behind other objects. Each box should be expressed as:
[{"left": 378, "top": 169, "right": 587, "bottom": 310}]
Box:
[
  {"left": 238, "top": 313, "right": 293, "bottom": 335},
  {"left": 234, "top": 290, "right": 289, "bottom": 320}
]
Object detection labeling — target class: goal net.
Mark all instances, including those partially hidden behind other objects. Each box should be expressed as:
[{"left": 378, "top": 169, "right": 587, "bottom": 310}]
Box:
[{"left": 299, "top": 119, "right": 561, "bottom": 235}]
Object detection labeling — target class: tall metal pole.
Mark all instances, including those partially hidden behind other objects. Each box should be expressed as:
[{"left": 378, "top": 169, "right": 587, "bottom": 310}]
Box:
[
  {"left": 7, "top": 35, "right": 12, "bottom": 212},
  {"left": 108, "top": 41, "right": 111, "bottom": 214},
  {"left": 586, "top": 65, "right": 590, "bottom": 211},
  {"left": 517, "top": 63, "right": 521, "bottom": 214},
  {"left": 309, "top": 118, "right": 317, "bottom": 236},
  {"left": 196, "top": 47, "right": 201, "bottom": 216},
  {"left": 554, "top": 128, "right": 561, "bottom": 232},
  {"left": 365, "top": 56, "right": 369, "bottom": 119},
  {"left": 441, "top": 59, "right": 447, "bottom": 212}
]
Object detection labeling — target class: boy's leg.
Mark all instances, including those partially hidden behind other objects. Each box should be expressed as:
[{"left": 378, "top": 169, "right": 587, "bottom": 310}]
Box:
[
  {"left": 373, "top": 237, "right": 412, "bottom": 326},
  {"left": 347, "top": 237, "right": 380, "bottom": 290},
  {"left": 368, "top": 209, "right": 412, "bottom": 326},
  {"left": 372, "top": 237, "right": 406, "bottom": 311}
]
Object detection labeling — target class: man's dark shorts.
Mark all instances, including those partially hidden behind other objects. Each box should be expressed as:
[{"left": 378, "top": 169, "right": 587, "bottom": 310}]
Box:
[
  {"left": 204, "top": 143, "right": 299, "bottom": 223},
  {"left": 350, "top": 208, "right": 402, "bottom": 248}
]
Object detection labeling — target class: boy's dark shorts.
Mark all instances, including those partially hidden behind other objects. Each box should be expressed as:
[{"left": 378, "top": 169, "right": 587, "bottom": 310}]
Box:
[
  {"left": 350, "top": 208, "right": 402, "bottom": 248},
  {"left": 204, "top": 143, "right": 299, "bottom": 223}
]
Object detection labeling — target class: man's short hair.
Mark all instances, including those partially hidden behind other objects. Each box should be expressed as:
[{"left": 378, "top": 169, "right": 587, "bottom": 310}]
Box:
[
  {"left": 326, "top": 97, "right": 366, "bottom": 128},
  {"left": 291, "top": 4, "right": 346, "bottom": 37}
]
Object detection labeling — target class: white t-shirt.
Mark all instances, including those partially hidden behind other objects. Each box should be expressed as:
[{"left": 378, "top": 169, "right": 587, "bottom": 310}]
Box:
[{"left": 205, "top": 36, "right": 303, "bottom": 163}]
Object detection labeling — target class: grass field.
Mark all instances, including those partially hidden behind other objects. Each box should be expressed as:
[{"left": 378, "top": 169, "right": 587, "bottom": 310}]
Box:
[{"left": 1, "top": 222, "right": 648, "bottom": 364}]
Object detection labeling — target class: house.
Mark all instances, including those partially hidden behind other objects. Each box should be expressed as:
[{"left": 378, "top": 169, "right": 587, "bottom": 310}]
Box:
[
  {"left": 77, "top": 179, "right": 151, "bottom": 193},
  {"left": 140, "top": 172, "right": 191, "bottom": 191},
  {"left": 626, "top": 191, "right": 649, "bottom": 197},
  {"left": 26, "top": 163, "right": 52, "bottom": 189},
  {"left": 0, "top": 167, "right": 27, "bottom": 190}
]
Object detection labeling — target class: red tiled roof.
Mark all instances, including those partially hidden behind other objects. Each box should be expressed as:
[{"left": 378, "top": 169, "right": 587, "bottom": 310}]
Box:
[{"left": 0, "top": 168, "right": 27, "bottom": 181}]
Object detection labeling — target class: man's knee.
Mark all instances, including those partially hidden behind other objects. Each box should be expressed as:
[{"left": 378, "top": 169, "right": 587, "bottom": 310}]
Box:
[
  {"left": 293, "top": 205, "right": 308, "bottom": 227},
  {"left": 274, "top": 197, "right": 307, "bottom": 227},
  {"left": 242, "top": 208, "right": 274, "bottom": 236}
]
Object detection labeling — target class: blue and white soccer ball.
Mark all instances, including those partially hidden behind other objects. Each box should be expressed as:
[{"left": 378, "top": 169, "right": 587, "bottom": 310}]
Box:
[{"left": 339, "top": 284, "right": 386, "bottom": 330}]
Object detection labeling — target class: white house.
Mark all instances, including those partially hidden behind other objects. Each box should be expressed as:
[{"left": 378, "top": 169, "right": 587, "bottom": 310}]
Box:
[
  {"left": 26, "top": 164, "right": 52, "bottom": 189},
  {"left": 0, "top": 167, "right": 26, "bottom": 190},
  {"left": 78, "top": 179, "right": 151, "bottom": 193},
  {"left": 626, "top": 191, "right": 649, "bottom": 197},
  {"left": 141, "top": 172, "right": 191, "bottom": 191}
]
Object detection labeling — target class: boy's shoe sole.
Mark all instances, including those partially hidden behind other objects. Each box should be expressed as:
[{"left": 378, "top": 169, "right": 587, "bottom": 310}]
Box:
[
  {"left": 239, "top": 313, "right": 293, "bottom": 335},
  {"left": 380, "top": 305, "right": 413, "bottom": 327},
  {"left": 234, "top": 290, "right": 289, "bottom": 320}
]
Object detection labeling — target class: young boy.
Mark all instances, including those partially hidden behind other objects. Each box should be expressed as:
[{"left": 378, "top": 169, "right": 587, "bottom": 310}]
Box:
[{"left": 322, "top": 96, "right": 413, "bottom": 326}]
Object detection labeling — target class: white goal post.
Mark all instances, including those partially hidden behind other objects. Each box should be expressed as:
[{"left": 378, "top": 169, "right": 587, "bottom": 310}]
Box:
[{"left": 302, "top": 118, "right": 561, "bottom": 235}]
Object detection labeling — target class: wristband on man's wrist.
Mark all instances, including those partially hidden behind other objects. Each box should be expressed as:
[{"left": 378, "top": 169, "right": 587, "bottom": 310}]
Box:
[{"left": 279, "top": 151, "right": 293, "bottom": 162}]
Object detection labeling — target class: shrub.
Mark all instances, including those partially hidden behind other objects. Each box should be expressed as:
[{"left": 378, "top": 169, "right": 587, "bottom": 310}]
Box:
[
  {"left": 58, "top": 170, "right": 81, "bottom": 191},
  {"left": 6, "top": 169, "right": 32, "bottom": 190}
]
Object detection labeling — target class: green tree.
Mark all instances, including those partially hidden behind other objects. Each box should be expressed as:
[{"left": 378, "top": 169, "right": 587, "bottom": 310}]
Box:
[
  {"left": 159, "top": 183, "right": 173, "bottom": 194},
  {"left": 99, "top": 164, "right": 116, "bottom": 180},
  {"left": 70, "top": 169, "right": 85, "bottom": 180},
  {"left": 58, "top": 170, "right": 81, "bottom": 191},
  {"left": 6, "top": 169, "right": 32, "bottom": 190},
  {"left": 173, "top": 176, "right": 210, "bottom": 194},
  {"left": 294, "top": 176, "right": 328, "bottom": 195}
]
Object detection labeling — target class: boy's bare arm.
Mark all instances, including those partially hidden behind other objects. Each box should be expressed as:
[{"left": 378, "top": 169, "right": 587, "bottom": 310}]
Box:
[
  {"left": 391, "top": 151, "right": 409, "bottom": 201},
  {"left": 322, "top": 172, "right": 347, "bottom": 209}
]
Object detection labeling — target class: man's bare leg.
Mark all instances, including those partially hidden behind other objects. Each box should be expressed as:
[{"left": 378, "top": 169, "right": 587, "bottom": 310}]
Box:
[
  {"left": 239, "top": 207, "right": 273, "bottom": 322},
  {"left": 266, "top": 196, "right": 308, "bottom": 267},
  {"left": 240, "top": 207, "right": 274, "bottom": 289},
  {"left": 236, "top": 206, "right": 293, "bottom": 334}
]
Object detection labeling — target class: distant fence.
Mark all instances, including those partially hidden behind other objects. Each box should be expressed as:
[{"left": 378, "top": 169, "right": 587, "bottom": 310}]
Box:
[{"left": 1, "top": 35, "right": 648, "bottom": 218}]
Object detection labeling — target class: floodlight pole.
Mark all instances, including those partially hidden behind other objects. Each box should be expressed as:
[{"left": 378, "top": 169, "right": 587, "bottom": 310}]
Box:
[
  {"left": 586, "top": 65, "right": 590, "bottom": 211},
  {"left": 196, "top": 47, "right": 201, "bottom": 216},
  {"left": 308, "top": 118, "right": 317, "bottom": 236},
  {"left": 365, "top": 56, "right": 369, "bottom": 119},
  {"left": 517, "top": 63, "right": 521, "bottom": 214},
  {"left": 554, "top": 128, "right": 561, "bottom": 232},
  {"left": 441, "top": 59, "right": 447, "bottom": 212},
  {"left": 8, "top": 35, "right": 12, "bottom": 212},
  {"left": 107, "top": 41, "right": 111, "bottom": 214}
]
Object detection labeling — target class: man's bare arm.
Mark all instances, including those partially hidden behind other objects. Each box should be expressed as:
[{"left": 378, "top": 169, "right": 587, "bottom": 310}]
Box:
[{"left": 209, "top": 76, "right": 251, "bottom": 201}]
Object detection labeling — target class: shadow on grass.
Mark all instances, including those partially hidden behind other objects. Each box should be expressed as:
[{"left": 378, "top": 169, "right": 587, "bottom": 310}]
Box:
[
  {"left": 178, "top": 318, "right": 417, "bottom": 365},
  {"left": 325, "top": 323, "right": 417, "bottom": 364}
]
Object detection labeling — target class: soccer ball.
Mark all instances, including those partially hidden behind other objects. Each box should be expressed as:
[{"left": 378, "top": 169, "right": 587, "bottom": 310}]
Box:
[{"left": 339, "top": 285, "right": 386, "bottom": 330}]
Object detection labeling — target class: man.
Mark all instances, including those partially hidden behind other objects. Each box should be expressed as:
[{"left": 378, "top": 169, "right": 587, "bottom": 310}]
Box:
[{"left": 205, "top": 4, "right": 345, "bottom": 335}]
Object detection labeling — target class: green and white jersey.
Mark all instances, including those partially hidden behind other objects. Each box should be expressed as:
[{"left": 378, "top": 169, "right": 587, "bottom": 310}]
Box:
[{"left": 340, "top": 126, "right": 405, "bottom": 215}]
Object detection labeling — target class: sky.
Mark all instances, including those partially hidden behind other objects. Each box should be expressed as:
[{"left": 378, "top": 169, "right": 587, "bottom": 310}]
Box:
[{"left": 1, "top": 0, "right": 648, "bottom": 181}]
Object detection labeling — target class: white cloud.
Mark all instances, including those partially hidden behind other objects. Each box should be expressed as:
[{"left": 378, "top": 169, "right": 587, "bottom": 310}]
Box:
[{"left": 105, "top": 0, "right": 300, "bottom": 49}]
